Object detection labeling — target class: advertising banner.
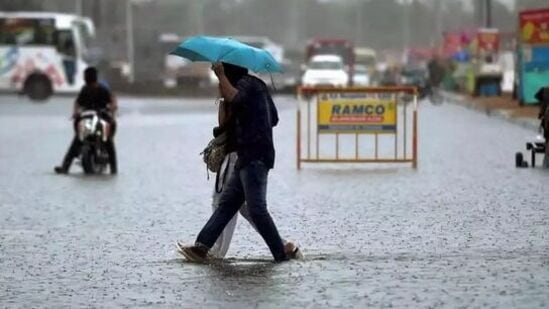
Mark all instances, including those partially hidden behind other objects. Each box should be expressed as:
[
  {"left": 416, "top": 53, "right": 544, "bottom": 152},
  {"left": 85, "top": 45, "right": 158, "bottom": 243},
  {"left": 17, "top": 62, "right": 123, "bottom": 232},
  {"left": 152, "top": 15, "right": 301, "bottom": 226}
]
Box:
[
  {"left": 317, "top": 92, "right": 397, "bottom": 134},
  {"left": 477, "top": 29, "right": 500, "bottom": 54},
  {"left": 520, "top": 8, "right": 549, "bottom": 45}
]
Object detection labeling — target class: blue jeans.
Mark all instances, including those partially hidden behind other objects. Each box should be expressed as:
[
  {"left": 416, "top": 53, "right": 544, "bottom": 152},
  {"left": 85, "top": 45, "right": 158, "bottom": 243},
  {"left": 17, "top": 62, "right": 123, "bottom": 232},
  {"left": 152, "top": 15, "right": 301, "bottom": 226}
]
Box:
[{"left": 196, "top": 160, "right": 287, "bottom": 261}]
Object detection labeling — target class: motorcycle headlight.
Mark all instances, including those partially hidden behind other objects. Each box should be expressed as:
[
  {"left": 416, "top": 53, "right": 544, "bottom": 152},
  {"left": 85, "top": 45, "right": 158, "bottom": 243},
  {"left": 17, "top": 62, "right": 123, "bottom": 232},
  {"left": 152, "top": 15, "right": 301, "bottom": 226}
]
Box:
[
  {"left": 78, "top": 119, "right": 94, "bottom": 137},
  {"left": 85, "top": 121, "right": 94, "bottom": 132}
]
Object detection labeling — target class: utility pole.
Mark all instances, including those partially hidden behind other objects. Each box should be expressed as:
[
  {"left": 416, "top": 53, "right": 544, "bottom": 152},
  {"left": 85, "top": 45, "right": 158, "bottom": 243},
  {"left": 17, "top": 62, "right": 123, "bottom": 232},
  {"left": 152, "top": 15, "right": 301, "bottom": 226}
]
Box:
[
  {"left": 126, "top": 0, "right": 153, "bottom": 83},
  {"left": 477, "top": 0, "right": 493, "bottom": 28},
  {"left": 126, "top": 0, "right": 135, "bottom": 83},
  {"left": 475, "top": 0, "right": 483, "bottom": 28},
  {"left": 485, "top": 0, "right": 492, "bottom": 28},
  {"left": 355, "top": 0, "right": 364, "bottom": 45},
  {"left": 402, "top": 0, "right": 411, "bottom": 50},
  {"left": 433, "top": 0, "right": 443, "bottom": 48},
  {"left": 289, "top": 1, "right": 301, "bottom": 47},
  {"left": 191, "top": 1, "right": 205, "bottom": 34}
]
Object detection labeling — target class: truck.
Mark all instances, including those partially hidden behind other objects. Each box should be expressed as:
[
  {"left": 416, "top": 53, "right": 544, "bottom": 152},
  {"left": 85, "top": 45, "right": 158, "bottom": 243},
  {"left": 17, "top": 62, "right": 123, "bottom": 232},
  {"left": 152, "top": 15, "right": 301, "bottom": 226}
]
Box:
[{"left": 305, "top": 38, "right": 354, "bottom": 86}]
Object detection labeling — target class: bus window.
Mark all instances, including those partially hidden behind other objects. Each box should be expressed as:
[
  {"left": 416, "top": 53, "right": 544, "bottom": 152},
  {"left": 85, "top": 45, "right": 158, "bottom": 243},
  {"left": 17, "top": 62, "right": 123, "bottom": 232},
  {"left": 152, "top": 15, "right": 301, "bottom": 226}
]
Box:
[
  {"left": 0, "top": 18, "right": 55, "bottom": 45},
  {"left": 55, "top": 30, "right": 76, "bottom": 57}
]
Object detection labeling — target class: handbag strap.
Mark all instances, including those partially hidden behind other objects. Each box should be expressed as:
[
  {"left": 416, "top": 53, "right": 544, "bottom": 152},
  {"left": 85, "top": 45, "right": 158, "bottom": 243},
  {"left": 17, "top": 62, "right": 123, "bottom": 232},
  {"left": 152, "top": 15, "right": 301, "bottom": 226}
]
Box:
[{"left": 215, "top": 155, "right": 231, "bottom": 193}]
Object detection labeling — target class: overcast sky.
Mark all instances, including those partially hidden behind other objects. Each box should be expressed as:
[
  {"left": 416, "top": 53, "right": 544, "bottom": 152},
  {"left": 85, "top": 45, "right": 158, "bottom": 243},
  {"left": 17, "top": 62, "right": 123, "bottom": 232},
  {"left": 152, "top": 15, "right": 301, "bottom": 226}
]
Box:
[
  {"left": 395, "top": 0, "right": 515, "bottom": 10},
  {"left": 495, "top": 0, "right": 514, "bottom": 9}
]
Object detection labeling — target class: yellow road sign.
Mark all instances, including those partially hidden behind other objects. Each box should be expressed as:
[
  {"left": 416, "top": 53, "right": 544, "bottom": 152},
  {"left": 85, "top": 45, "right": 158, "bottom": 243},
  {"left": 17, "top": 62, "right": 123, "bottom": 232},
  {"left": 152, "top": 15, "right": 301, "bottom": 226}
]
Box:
[{"left": 317, "top": 92, "right": 397, "bottom": 134}]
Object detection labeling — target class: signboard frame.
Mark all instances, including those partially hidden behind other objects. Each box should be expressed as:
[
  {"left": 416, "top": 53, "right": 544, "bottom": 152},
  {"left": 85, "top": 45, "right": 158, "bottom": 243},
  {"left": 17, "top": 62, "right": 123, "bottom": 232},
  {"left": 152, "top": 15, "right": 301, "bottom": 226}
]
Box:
[{"left": 296, "top": 86, "right": 419, "bottom": 169}]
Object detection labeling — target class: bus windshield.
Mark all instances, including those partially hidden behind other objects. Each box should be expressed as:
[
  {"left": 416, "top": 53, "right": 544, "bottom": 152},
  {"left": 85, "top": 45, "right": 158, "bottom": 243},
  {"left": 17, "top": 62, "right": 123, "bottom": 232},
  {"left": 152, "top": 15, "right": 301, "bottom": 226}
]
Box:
[
  {"left": 309, "top": 60, "right": 344, "bottom": 70},
  {"left": 75, "top": 21, "right": 93, "bottom": 50},
  {"left": 0, "top": 18, "right": 56, "bottom": 45},
  {"left": 359, "top": 55, "right": 376, "bottom": 66}
]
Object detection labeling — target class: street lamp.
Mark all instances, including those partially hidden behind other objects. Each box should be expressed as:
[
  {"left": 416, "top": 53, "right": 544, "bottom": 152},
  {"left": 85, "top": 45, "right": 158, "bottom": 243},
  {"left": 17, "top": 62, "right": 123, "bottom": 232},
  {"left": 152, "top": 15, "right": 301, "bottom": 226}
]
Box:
[
  {"left": 126, "top": 0, "right": 152, "bottom": 84},
  {"left": 401, "top": 0, "right": 412, "bottom": 50}
]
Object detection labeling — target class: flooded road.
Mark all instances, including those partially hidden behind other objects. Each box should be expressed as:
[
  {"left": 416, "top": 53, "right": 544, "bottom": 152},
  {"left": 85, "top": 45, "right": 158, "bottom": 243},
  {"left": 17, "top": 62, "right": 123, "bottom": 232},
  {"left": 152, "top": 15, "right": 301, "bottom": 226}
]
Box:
[{"left": 0, "top": 94, "right": 547, "bottom": 308}]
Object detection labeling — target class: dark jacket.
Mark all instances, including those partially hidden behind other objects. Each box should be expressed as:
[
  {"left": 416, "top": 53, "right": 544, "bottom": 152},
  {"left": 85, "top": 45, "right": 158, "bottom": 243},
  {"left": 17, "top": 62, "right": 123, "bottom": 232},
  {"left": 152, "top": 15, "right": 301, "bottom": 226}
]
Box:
[
  {"left": 230, "top": 75, "right": 279, "bottom": 170},
  {"left": 535, "top": 87, "right": 549, "bottom": 119},
  {"left": 535, "top": 87, "right": 549, "bottom": 139},
  {"left": 76, "top": 84, "right": 112, "bottom": 111}
]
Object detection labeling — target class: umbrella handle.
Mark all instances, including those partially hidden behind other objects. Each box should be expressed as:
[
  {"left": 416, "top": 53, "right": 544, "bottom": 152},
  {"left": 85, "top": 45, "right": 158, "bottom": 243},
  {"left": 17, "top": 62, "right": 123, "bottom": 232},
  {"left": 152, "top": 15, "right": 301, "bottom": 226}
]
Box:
[{"left": 269, "top": 72, "right": 277, "bottom": 92}]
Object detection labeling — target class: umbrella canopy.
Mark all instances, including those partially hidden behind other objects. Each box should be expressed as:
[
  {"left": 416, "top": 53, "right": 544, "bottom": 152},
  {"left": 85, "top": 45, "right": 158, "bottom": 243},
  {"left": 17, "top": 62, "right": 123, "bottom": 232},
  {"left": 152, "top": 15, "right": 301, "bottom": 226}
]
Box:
[{"left": 169, "top": 36, "right": 282, "bottom": 73}]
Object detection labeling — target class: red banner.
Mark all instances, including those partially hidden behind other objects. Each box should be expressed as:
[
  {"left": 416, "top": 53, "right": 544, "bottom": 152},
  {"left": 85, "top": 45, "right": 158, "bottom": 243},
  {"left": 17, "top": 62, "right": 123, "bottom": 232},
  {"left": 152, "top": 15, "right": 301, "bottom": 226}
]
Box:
[
  {"left": 442, "top": 32, "right": 462, "bottom": 56},
  {"left": 477, "top": 29, "right": 500, "bottom": 54},
  {"left": 520, "top": 8, "right": 549, "bottom": 45}
]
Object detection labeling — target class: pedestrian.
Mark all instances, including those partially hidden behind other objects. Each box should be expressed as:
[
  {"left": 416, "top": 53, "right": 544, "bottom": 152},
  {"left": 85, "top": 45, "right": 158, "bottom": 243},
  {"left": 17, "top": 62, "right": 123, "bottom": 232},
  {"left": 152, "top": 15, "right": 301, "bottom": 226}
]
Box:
[
  {"left": 178, "top": 62, "right": 292, "bottom": 263},
  {"left": 535, "top": 86, "right": 549, "bottom": 168},
  {"left": 427, "top": 54, "right": 446, "bottom": 103},
  {"left": 183, "top": 94, "right": 301, "bottom": 260}
]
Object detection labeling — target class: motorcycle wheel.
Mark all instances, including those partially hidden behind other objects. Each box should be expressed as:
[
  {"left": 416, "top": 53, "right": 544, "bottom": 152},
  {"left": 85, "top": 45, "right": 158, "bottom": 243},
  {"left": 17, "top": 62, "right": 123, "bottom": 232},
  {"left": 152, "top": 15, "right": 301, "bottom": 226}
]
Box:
[{"left": 81, "top": 145, "right": 96, "bottom": 174}]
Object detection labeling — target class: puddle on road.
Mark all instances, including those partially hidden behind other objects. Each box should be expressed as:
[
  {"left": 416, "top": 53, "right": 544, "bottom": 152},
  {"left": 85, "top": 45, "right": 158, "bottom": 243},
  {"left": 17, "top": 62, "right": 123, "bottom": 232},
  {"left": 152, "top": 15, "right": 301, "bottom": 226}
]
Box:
[{"left": 164, "top": 253, "right": 330, "bottom": 266}]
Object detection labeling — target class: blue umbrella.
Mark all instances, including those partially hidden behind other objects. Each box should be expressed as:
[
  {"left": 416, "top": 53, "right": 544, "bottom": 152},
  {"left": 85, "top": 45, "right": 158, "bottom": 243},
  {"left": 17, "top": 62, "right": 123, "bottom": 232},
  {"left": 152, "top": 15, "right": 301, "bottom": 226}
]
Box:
[{"left": 169, "top": 36, "right": 282, "bottom": 73}]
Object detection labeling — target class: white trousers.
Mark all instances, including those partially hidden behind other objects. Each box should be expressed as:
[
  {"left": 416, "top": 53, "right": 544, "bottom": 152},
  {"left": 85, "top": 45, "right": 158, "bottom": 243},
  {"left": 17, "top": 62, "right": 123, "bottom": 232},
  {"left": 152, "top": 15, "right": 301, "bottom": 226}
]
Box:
[{"left": 209, "top": 152, "right": 256, "bottom": 258}]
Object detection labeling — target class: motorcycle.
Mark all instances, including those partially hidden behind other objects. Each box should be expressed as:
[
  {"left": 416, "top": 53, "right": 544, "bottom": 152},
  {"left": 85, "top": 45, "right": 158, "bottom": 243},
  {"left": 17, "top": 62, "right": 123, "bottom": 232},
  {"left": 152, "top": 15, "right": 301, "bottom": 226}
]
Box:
[{"left": 76, "top": 110, "right": 112, "bottom": 174}]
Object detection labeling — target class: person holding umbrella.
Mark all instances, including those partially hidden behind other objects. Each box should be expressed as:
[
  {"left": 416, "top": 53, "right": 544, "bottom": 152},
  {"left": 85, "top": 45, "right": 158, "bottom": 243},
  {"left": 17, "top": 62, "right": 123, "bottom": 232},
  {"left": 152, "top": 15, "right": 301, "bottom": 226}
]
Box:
[
  {"left": 194, "top": 74, "right": 302, "bottom": 261},
  {"left": 172, "top": 37, "right": 297, "bottom": 262}
]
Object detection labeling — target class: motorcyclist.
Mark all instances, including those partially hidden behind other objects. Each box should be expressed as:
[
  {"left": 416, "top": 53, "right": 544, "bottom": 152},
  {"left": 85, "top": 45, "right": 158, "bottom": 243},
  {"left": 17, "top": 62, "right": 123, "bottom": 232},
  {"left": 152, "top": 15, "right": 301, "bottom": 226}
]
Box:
[{"left": 54, "top": 67, "right": 118, "bottom": 174}]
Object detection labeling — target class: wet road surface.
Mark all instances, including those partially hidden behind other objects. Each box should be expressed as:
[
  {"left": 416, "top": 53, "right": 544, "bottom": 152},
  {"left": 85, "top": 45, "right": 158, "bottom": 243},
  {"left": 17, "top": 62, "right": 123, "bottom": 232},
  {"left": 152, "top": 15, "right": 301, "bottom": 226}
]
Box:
[{"left": 0, "top": 94, "right": 548, "bottom": 308}]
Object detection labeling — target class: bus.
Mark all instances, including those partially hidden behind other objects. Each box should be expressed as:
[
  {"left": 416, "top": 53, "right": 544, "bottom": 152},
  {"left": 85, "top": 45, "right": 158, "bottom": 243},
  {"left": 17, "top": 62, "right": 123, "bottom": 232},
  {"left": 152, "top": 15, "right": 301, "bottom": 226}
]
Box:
[
  {"left": 305, "top": 38, "right": 354, "bottom": 85},
  {"left": 0, "top": 12, "right": 95, "bottom": 101}
]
